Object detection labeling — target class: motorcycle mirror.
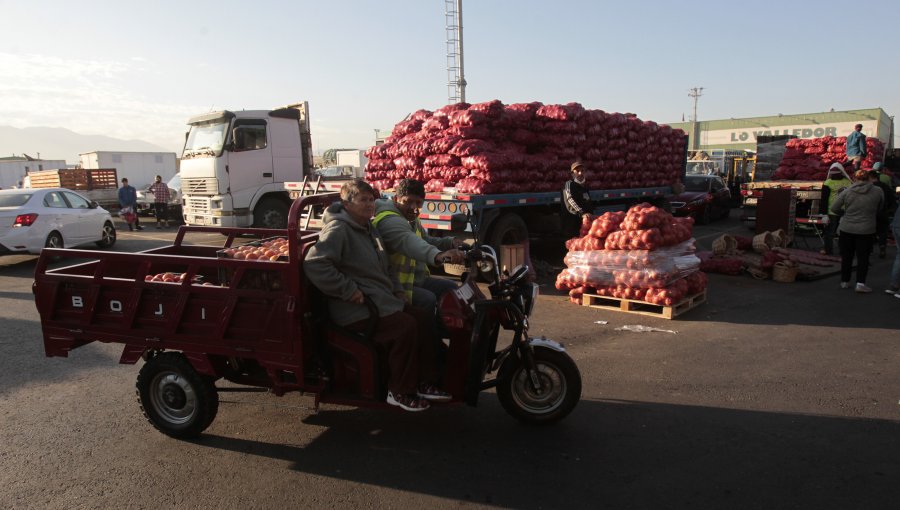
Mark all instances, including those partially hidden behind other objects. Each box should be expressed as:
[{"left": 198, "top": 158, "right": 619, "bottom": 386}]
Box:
[{"left": 449, "top": 213, "right": 468, "bottom": 233}]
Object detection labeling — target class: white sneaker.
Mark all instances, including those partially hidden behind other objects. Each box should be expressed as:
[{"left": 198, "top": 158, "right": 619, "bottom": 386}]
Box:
[
  {"left": 855, "top": 283, "right": 872, "bottom": 293},
  {"left": 840, "top": 282, "right": 850, "bottom": 289},
  {"left": 885, "top": 288, "right": 899, "bottom": 295}
]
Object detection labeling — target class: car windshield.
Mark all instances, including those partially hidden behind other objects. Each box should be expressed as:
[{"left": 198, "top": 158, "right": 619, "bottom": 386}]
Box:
[
  {"left": 167, "top": 173, "right": 180, "bottom": 191},
  {"left": 0, "top": 193, "right": 33, "bottom": 207},
  {"left": 183, "top": 122, "right": 227, "bottom": 157},
  {"left": 684, "top": 176, "right": 712, "bottom": 192}
]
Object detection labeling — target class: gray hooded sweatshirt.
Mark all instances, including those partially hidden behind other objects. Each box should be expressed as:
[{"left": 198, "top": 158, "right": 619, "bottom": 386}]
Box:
[
  {"left": 304, "top": 202, "right": 404, "bottom": 326},
  {"left": 830, "top": 181, "right": 884, "bottom": 235}
]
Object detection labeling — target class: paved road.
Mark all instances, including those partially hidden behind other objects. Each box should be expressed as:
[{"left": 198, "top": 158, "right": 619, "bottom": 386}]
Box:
[{"left": 1, "top": 215, "right": 898, "bottom": 509}]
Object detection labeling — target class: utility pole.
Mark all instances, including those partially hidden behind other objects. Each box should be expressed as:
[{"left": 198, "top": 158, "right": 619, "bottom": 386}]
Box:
[
  {"left": 688, "top": 87, "right": 704, "bottom": 151},
  {"left": 445, "top": 0, "right": 466, "bottom": 104},
  {"left": 688, "top": 87, "right": 704, "bottom": 122}
]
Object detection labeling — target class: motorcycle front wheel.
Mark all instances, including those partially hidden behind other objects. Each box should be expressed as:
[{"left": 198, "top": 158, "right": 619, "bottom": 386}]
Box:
[{"left": 496, "top": 345, "right": 581, "bottom": 425}]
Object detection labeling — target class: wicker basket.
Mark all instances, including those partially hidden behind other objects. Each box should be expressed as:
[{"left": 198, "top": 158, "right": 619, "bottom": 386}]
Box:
[
  {"left": 712, "top": 234, "right": 738, "bottom": 255},
  {"left": 752, "top": 232, "right": 775, "bottom": 253},
  {"left": 772, "top": 261, "right": 798, "bottom": 282},
  {"left": 770, "top": 229, "right": 788, "bottom": 248}
]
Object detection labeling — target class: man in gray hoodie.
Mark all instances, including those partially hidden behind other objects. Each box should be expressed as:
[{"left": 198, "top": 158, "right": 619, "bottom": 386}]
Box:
[
  {"left": 304, "top": 179, "right": 450, "bottom": 411},
  {"left": 830, "top": 169, "right": 884, "bottom": 293}
]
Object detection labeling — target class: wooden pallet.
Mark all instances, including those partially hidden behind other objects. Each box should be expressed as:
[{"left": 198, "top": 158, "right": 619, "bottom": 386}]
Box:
[{"left": 582, "top": 290, "right": 707, "bottom": 320}]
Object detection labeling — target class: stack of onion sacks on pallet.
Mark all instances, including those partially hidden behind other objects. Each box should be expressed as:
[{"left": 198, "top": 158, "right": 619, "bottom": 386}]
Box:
[{"left": 556, "top": 203, "right": 708, "bottom": 307}]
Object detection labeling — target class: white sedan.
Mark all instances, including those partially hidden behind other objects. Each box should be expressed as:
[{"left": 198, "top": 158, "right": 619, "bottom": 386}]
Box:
[{"left": 0, "top": 188, "right": 116, "bottom": 254}]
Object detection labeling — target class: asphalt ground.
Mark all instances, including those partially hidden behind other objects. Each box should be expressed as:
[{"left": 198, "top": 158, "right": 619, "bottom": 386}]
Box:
[{"left": 1, "top": 213, "right": 898, "bottom": 509}]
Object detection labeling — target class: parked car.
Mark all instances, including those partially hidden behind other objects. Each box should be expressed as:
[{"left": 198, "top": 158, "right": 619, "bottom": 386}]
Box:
[
  {"left": 0, "top": 188, "right": 116, "bottom": 254},
  {"left": 671, "top": 175, "right": 732, "bottom": 224},
  {"left": 136, "top": 173, "right": 183, "bottom": 224}
]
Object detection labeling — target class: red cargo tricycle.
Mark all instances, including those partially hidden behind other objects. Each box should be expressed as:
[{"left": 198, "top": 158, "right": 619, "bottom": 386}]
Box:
[{"left": 33, "top": 193, "right": 581, "bottom": 438}]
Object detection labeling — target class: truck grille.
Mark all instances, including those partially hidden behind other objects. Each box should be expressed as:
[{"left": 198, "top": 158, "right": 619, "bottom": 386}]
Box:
[
  {"left": 182, "top": 177, "right": 218, "bottom": 196},
  {"left": 185, "top": 197, "right": 211, "bottom": 214}
]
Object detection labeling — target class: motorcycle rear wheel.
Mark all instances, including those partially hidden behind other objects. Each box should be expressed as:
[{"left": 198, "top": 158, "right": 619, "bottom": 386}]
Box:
[{"left": 497, "top": 346, "right": 581, "bottom": 425}]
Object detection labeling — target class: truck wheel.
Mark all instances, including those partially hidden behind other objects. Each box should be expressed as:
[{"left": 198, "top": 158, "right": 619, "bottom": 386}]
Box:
[
  {"left": 488, "top": 213, "right": 528, "bottom": 248},
  {"left": 253, "top": 197, "right": 288, "bottom": 229},
  {"left": 136, "top": 352, "right": 219, "bottom": 439},
  {"left": 496, "top": 346, "right": 581, "bottom": 425},
  {"left": 95, "top": 222, "right": 117, "bottom": 248}
]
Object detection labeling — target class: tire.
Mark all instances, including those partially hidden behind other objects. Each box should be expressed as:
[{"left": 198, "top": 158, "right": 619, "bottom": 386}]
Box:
[
  {"left": 488, "top": 213, "right": 528, "bottom": 248},
  {"left": 136, "top": 352, "right": 219, "bottom": 439},
  {"left": 496, "top": 346, "right": 581, "bottom": 425},
  {"left": 44, "top": 231, "right": 63, "bottom": 249},
  {"left": 95, "top": 221, "right": 117, "bottom": 248},
  {"left": 698, "top": 205, "right": 712, "bottom": 225},
  {"left": 253, "top": 197, "right": 288, "bottom": 229}
]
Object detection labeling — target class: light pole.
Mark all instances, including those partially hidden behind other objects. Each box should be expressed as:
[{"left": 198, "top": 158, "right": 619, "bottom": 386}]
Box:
[{"left": 688, "top": 87, "right": 704, "bottom": 150}]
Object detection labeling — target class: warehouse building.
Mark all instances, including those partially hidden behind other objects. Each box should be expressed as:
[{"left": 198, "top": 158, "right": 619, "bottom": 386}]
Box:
[{"left": 669, "top": 108, "right": 893, "bottom": 153}]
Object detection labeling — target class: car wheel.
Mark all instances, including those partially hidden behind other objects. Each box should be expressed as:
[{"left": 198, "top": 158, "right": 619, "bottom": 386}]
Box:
[
  {"left": 698, "top": 205, "right": 712, "bottom": 225},
  {"left": 96, "top": 221, "right": 117, "bottom": 248},
  {"left": 45, "top": 231, "right": 63, "bottom": 249}
]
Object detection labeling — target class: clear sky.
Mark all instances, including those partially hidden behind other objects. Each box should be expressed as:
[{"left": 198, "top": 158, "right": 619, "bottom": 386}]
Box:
[{"left": 2, "top": 0, "right": 898, "bottom": 160}]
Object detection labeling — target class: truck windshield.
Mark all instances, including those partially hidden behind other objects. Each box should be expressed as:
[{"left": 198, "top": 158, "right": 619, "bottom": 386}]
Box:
[{"left": 183, "top": 122, "right": 228, "bottom": 158}]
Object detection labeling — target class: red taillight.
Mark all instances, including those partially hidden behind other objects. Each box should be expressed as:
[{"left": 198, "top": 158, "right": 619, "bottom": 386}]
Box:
[{"left": 13, "top": 213, "right": 38, "bottom": 227}]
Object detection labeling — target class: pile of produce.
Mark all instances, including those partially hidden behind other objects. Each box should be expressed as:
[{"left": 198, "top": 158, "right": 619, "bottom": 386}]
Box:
[
  {"left": 773, "top": 136, "right": 884, "bottom": 180},
  {"left": 218, "top": 238, "right": 289, "bottom": 261},
  {"left": 365, "top": 100, "right": 686, "bottom": 193},
  {"left": 555, "top": 203, "right": 706, "bottom": 306},
  {"left": 144, "top": 272, "right": 218, "bottom": 286}
]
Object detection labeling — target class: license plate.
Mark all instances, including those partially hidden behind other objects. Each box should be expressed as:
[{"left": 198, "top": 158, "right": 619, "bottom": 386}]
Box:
[{"left": 194, "top": 216, "right": 208, "bottom": 225}]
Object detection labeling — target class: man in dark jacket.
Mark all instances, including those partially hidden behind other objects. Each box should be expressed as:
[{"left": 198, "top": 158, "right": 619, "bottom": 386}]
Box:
[
  {"left": 304, "top": 179, "right": 450, "bottom": 411},
  {"left": 869, "top": 170, "right": 896, "bottom": 258},
  {"left": 117, "top": 178, "right": 143, "bottom": 231},
  {"left": 561, "top": 161, "right": 593, "bottom": 237}
]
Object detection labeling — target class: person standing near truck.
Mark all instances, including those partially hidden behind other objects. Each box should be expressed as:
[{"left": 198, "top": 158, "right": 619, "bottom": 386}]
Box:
[
  {"left": 373, "top": 179, "right": 465, "bottom": 313},
  {"left": 868, "top": 169, "right": 896, "bottom": 258},
  {"left": 147, "top": 175, "right": 170, "bottom": 229},
  {"left": 846, "top": 124, "right": 867, "bottom": 167},
  {"left": 117, "top": 178, "right": 143, "bottom": 231},
  {"left": 819, "top": 163, "right": 853, "bottom": 255},
  {"left": 831, "top": 169, "right": 884, "bottom": 293},
  {"left": 561, "top": 161, "right": 593, "bottom": 238},
  {"left": 304, "top": 178, "right": 451, "bottom": 412}
]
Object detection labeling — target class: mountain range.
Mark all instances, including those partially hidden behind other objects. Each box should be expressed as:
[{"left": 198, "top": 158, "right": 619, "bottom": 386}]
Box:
[{"left": 0, "top": 125, "right": 173, "bottom": 165}]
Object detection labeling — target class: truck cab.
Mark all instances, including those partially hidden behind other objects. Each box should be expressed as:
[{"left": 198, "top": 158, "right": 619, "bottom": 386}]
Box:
[{"left": 180, "top": 102, "right": 313, "bottom": 229}]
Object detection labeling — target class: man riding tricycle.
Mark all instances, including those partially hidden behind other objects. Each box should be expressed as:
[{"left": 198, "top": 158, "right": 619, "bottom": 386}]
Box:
[{"left": 33, "top": 182, "right": 581, "bottom": 439}]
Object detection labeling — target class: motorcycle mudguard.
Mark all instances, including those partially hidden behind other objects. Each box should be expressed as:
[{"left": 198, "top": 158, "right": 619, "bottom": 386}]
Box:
[{"left": 527, "top": 337, "right": 567, "bottom": 353}]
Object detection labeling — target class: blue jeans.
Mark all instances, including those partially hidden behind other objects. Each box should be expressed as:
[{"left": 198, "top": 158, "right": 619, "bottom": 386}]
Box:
[
  {"left": 412, "top": 277, "right": 459, "bottom": 313},
  {"left": 412, "top": 277, "right": 458, "bottom": 341}
]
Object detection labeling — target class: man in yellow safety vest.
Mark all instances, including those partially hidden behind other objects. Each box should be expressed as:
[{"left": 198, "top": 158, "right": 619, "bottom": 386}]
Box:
[{"left": 373, "top": 179, "right": 465, "bottom": 314}]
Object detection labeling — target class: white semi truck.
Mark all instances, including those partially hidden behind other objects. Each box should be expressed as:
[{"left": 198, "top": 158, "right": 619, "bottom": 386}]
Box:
[{"left": 179, "top": 102, "right": 313, "bottom": 228}]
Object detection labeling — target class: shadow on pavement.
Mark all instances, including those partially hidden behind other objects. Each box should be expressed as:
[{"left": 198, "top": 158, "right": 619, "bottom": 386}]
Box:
[{"left": 196, "top": 398, "right": 899, "bottom": 509}]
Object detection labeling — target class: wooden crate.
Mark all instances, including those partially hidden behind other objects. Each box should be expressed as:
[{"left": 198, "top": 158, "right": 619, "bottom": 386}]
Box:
[
  {"left": 27, "top": 168, "right": 118, "bottom": 190},
  {"left": 582, "top": 290, "right": 707, "bottom": 320}
]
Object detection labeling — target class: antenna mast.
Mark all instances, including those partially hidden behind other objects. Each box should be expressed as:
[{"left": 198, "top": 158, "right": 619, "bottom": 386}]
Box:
[{"left": 445, "top": 0, "right": 466, "bottom": 103}]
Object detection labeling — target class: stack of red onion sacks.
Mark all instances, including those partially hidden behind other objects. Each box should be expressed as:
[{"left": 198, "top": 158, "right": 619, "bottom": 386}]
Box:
[
  {"left": 555, "top": 203, "right": 708, "bottom": 306},
  {"left": 365, "top": 100, "right": 686, "bottom": 193},
  {"left": 773, "top": 136, "right": 884, "bottom": 181}
]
